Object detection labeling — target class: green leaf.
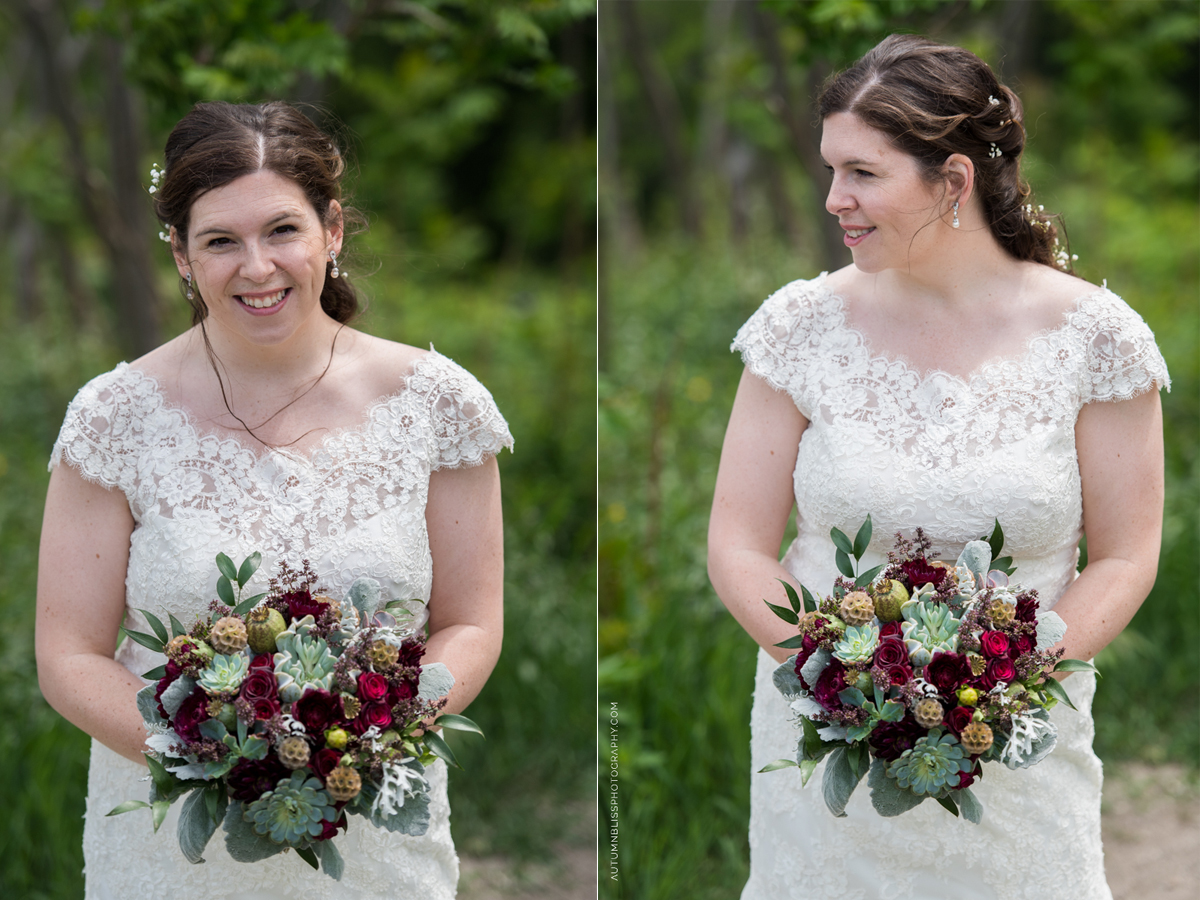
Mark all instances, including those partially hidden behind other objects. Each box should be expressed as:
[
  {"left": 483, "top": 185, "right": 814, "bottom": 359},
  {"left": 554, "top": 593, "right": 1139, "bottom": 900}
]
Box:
[
  {"left": 958, "top": 786, "right": 984, "bottom": 824},
  {"left": 232, "top": 592, "right": 267, "bottom": 617},
  {"left": 106, "top": 800, "right": 151, "bottom": 816},
  {"left": 295, "top": 845, "right": 320, "bottom": 870},
  {"left": 821, "top": 746, "right": 865, "bottom": 817},
  {"left": 168, "top": 613, "right": 188, "bottom": 638},
  {"left": 146, "top": 753, "right": 179, "bottom": 798},
  {"left": 992, "top": 556, "right": 1015, "bottom": 575},
  {"left": 236, "top": 552, "right": 262, "bottom": 588},
  {"left": 799, "top": 757, "right": 820, "bottom": 786},
  {"left": 152, "top": 799, "right": 171, "bottom": 833},
  {"left": 178, "top": 787, "right": 219, "bottom": 863},
  {"left": 765, "top": 601, "right": 799, "bottom": 625},
  {"left": 1054, "top": 658, "right": 1100, "bottom": 677},
  {"left": 800, "top": 586, "right": 818, "bottom": 614},
  {"left": 215, "top": 552, "right": 238, "bottom": 581},
  {"left": 137, "top": 609, "right": 169, "bottom": 644},
  {"left": 779, "top": 579, "right": 802, "bottom": 613},
  {"left": 774, "top": 634, "right": 805, "bottom": 649},
  {"left": 216, "top": 578, "right": 235, "bottom": 608},
  {"left": 205, "top": 782, "right": 221, "bottom": 825},
  {"left": 837, "top": 687, "right": 867, "bottom": 708},
  {"left": 433, "top": 713, "right": 484, "bottom": 736},
  {"left": 124, "top": 629, "right": 165, "bottom": 654},
  {"left": 835, "top": 549, "right": 855, "bottom": 579},
  {"left": 1040, "top": 676, "right": 1077, "bottom": 710},
  {"left": 423, "top": 731, "right": 461, "bottom": 768},
  {"left": 241, "top": 735, "right": 269, "bottom": 761},
  {"left": 986, "top": 519, "right": 1005, "bottom": 560},
  {"left": 878, "top": 700, "right": 905, "bottom": 722},
  {"left": 759, "top": 758, "right": 798, "bottom": 773},
  {"left": 867, "top": 758, "right": 926, "bottom": 817},
  {"left": 852, "top": 515, "right": 872, "bottom": 558},
  {"left": 847, "top": 742, "right": 868, "bottom": 780},
  {"left": 141, "top": 665, "right": 168, "bottom": 681},
  {"left": 830, "top": 527, "right": 854, "bottom": 556},
  {"left": 854, "top": 564, "right": 885, "bottom": 588},
  {"left": 936, "top": 794, "right": 961, "bottom": 817}
]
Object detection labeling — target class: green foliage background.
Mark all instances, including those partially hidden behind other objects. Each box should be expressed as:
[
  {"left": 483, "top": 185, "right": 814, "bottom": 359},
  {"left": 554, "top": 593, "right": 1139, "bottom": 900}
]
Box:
[
  {"left": 0, "top": 1, "right": 596, "bottom": 897},
  {"left": 598, "top": 2, "right": 1198, "bottom": 898}
]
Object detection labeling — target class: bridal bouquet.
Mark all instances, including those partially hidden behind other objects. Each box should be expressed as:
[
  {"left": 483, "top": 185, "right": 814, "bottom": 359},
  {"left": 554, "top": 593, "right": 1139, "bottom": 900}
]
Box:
[
  {"left": 108, "top": 553, "right": 481, "bottom": 879},
  {"left": 761, "top": 518, "right": 1096, "bottom": 824}
]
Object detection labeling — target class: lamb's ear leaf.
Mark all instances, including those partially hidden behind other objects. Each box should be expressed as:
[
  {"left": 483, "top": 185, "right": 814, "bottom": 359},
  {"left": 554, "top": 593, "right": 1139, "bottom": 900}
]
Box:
[
  {"left": 312, "top": 838, "right": 344, "bottom": 880},
  {"left": 821, "top": 746, "right": 864, "bottom": 817},
  {"left": 867, "top": 758, "right": 926, "bottom": 817},
  {"left": 178, "top": 787, "right": 219, "bottom": 864},
  {"left": 958, "top": 786, "right": 984, "bottom": 824}
]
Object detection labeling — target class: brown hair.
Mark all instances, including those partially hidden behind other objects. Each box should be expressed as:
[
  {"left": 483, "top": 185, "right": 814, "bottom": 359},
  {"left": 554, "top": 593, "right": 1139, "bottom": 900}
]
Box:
[
  {"left": 154, "top": 100, "right": 362, "bottom": 323},
  {"left": 818, "top": 35, "right": 1071, "bottom": 272}
]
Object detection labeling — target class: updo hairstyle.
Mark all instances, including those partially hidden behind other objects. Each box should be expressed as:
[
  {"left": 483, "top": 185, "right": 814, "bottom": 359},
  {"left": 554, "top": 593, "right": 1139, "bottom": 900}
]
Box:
[
  {"left": 819, "top": 35, "right": 1071, "bottom": 272},
  {"left": 153, "top": 101, "right": 361, "bottom": 323}
]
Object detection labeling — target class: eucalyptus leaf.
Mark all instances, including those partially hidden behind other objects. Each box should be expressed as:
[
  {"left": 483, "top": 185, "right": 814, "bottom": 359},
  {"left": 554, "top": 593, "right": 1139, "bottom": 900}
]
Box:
[
  {"left": 765, "top": 601, "right": 799, "bottom": 625},
  {"left": 223, "top": 800, "right": 287, "bottom": 863},
  {"left": 867, "top": 758, "right": 926, "bottom": 817},
  {"left": 854, "top": 564, "right": 885, "bottom": 588},
  {"left": 137, "top": 609, "right": 169, "bottom": 644},
  {"left": 106, "top": 800, "right": 152, "bottom": 816},
  {"left": 878, "top": 700, "right": 905, "bottom": 723},
  {"left": 424, "top": 730, "right": 460, "bottom": 768},
  {"left": 759, "top": 758, "right": 798, "bottom": 773},
  {"left": 779, "top": 580, "right": 802, "bottom": 613},
  {"left": 852, "top": 515, "right": 872, "bottom": 558},
  {"left": 958, "top": 786, "right": 984, "bottom": 824},
  {"left": 178, "top": 787, "right": 219, "bottom": 864},
  {"left": 837, "top": 687, "right": 867, "bottom": 708},
  {"left": 124, "top": 629, "right": 166, "bottom": 654},
  {"left": 835, "top": 549, "right": 855, "bottom": 579},
  {"left": 236, "top": 552, "right": 262, "bottom": 588},
  {"left": 198, "top": 719, "right": 229, "bottom": 742},
  {"left": 830, "top": 527, "right": 854, "bottom": 556},
  {"left": 215, "top": 552, "right": 238, "bottom": 581},
  {"left": 216, "top": 578, "right": 235, "bottom": 608},
  {"left": 433, "top": 713, "right": 484, "bottom": 736},
  {"left": 821, "top": 746, "right": 864, "bottom": 817}
]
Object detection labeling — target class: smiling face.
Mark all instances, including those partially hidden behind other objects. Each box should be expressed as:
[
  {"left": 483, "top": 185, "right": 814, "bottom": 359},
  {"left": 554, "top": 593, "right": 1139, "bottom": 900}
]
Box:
[
  {"left": 821, "top": 112, "right": 949, "bottom": 274},
  {"left": 174, "top": 169, "right": 342, "bottom": 346}
]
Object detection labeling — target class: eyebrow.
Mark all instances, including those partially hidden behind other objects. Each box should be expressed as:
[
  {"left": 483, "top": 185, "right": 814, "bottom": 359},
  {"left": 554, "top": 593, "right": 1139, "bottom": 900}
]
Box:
[
  {"left": 194, "top": 210, "right": 302, "bottom": 239},
  {"left": 820, "top": 157, "right": 877, "bottom": 168}
]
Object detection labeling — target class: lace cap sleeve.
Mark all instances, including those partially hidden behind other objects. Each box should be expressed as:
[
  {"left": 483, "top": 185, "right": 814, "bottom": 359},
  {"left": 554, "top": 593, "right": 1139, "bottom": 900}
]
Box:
[
  {"left": 412, "top": 353, "right": 514, "bottom": 470},
  {"left": 1075, "top": 288, "right": 1171, "bottom": 404},
  {"left": 731, "top": 275, "right": 835, "bottom": 419},
  {"left": 48, "top": 363, "right": 154, "bottom": 493}
]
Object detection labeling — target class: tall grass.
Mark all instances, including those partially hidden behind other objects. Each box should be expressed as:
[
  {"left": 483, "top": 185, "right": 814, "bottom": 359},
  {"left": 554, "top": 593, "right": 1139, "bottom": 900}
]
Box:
[{"left": 0, "top": 265, "right": 596, "bottom": 896}]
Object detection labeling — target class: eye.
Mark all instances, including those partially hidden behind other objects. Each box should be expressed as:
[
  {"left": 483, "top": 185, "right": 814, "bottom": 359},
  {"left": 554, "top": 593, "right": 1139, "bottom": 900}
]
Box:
[
  {"left": 206, "top": 237, "right": 232, "bottom": 248},
  {"left": 272, "top": 224, "right": 297, "bottom": 235},
  {"left": 823, "top": 164, "right": 834, "bottom": 175},
  {"left": 855, "top": 169, "right": 875, "bottom": 178}
]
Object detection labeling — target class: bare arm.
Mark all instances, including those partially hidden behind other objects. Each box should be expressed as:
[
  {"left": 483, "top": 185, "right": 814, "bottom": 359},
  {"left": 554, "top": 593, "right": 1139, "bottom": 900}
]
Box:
[
  {"left": 708, "top": 369, "right": 809, "bottom": 663},
  {"left": 423, "top": 456, "right": 505, "bottom": 716},
  {"left": 36, "top": 463, "right": 148, "bottom": 765},
  {"left": 1049, "top": 389, "right": 1164, "bottom": 668}
]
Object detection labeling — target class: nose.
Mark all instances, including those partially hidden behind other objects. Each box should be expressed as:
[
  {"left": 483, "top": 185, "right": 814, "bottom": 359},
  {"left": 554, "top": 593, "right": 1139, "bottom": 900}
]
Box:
[
  {"left": 825, "top": 175, "right": 855, "bottom": 217},
  {"left": 240, "top": 240, "right": 277, "bottom": 283}
]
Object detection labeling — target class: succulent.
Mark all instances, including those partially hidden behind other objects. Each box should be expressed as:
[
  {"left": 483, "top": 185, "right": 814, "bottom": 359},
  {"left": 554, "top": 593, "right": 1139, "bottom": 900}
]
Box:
[
  {"left": 246, "top": 606, "right": 287, "bottom": 654},
  {"left": 210, "top": 616, "right": 248, "bottom": 655},
  {"left": 887, "top": 730, "right": 973, "bottom": 795},
  {"left": 839, "top": 591, "right": 876, "bottom": 627},
  {"left": 913, "top": 697, "right": 945, "bottom": 729},
  {"left": 986, "top": 597, "right": 1016, "bottom": 629},
  {"left": 870, "top": 579, "right": 909, "bottom": 622},
  {"left": 832, "top": 623, "right": 880, "bottom": 665},
  {"left": 276, "top": 735, "right": 311, "bottom": 769},
  {"left": 900, "top": 595, "right": 961, "bottom": 667},
  {"left": 245, "top": 771, "right": 336, "bottom": 844},
  {"left": 274, "top": 627, "right": 338, "bottom": 703},
  {"left": 197, "top": 653, "right": 250, "bottom": 695},
  {"left": 368, "top": 639, "right": 400, "bottom": 669},
  {"left": 959, "top": 721, "right": 994, "bottom": 755},
  {"left": 324, "top": 764, "right": 362, "bottom": 802}
]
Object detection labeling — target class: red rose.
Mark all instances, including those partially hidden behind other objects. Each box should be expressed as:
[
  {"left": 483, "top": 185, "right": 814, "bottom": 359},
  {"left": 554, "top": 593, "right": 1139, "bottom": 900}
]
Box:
[
  {"left": 311, "top": 748, "right": 343, "bottom": 780},
  {"left": 986, "top": 657, "right": 1017, "bottom": 685},
  {"left": 925, "top": 652, "right": 972, "bottom": 696},
  {"left": 882, "top": 662, "right": 914, "bottom": 687},
  {"left": 172, "top": 687, "right": 211, "bottom": 743},
  {"left": 879, "top": 621, "right": 903, "bottom": 640},
  {"left": 357, "top": 672, "right": 389, "bottom": 702},
  {"left": 249, "top": 653, "right": 275, "bottom": 669},
  {"left": 874, "top": 638, "right": 908, "bottom": 669},
  {"left": 349, "top": 702, "right": 394, "bottom": 735},
  {"left": 240, "top": 669, "right": 278, "bottom": 703},
  {"left": 944, "top": 706, "right": 974, "bottom": 735},
  {"left": 812, "top": 660, "right": 848, "bottom": 712},
  {"left": 294, "top": 689, "right": 337, "bottom": 734},
  {"left": 1011, "top": 633, "right": 1035, "bottom": 656},
  {"left": 979, "top": 631, "right": 1011, "bottom": 658},
  {"left": 388, "top": 678, "right": 416, "bottom": 706},
  {"left": 250, "top": 697, "right": 281, "bottom": 720}
]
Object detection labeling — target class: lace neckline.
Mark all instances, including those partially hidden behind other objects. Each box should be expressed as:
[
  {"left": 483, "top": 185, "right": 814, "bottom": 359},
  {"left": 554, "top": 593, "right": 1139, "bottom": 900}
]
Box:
[
  {"left": 117, "top": 348, "right": 447, "bottom": 467},
  {"left": 812, "top": 271, "right": 1111, "bottom": 389}
]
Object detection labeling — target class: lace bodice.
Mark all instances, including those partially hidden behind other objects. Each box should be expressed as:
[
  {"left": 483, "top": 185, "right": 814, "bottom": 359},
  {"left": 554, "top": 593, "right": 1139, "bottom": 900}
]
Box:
[
  {"left": 54, "top": 350, "right": 512, "bottom": 899},
  {"left": 731, "top": 275, "right": 1168, "bottom": 900}
]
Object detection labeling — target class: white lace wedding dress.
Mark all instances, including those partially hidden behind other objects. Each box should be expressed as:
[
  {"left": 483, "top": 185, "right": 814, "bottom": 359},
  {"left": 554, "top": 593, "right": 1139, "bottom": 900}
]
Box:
[
  {"left": 731, "top": 274, "right": 1169, "bottom": 900},
  {"left": 50, "top": 350, "right": 513, "bottom": 900}
]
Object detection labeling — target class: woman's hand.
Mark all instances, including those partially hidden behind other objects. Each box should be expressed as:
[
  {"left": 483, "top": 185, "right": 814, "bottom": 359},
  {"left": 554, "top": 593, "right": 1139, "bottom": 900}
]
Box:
[
  {"left": 1050, "top": 388, "right": 1165, "bottom": 670},
  {"left": 36, "top": 463, "right": 149, "bottom": 765},
  {"left": 708, "top": 369, "right": 809, "bottom": 662},
  {"left": 423, "top": 457, "right": 505, "bottom": 716}
]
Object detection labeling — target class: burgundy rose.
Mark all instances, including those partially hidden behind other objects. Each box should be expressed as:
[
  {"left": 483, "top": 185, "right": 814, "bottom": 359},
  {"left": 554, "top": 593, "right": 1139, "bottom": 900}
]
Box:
[
  {"left": 868, "top": 715, "right": 927, "bottom": 762},
  {"left": 956, "top": 767, "right": 977, "bottom": 789},
  {"left": 249, "top": 653, "right": 275, "bottom": 670},
  {"left": 350, "top": 702, "right": 394, "bottom": 735},
  {"left": 227, "top": 757, "right": 289, "bottom": 802},
  {"left": 240, "top": 669, "right": 278, "bottom": 704},
  {"left": 944, "top": 706, "right": 974, "bottom": 735},
  {"left": 311, "top": 748, "right": 343, "bottom": 780},
  {"left": 901, "top": 558, "right": 945, "bottom": 590},
  {"left": 879, "top": 621, "right": 903, "bottom": 641},
  {"left": 250, "top": 696, "right": 281, "bottom": 720},
  {"left": 154, "top": 661, "right": 183, "bottom": 719},
  {"left": 388, "top": 678, "right": 416, "bottom": 706},
  {"left": 282, "top": 589, "right": 324, "bottom": 622},
  {"left": 294, "top": 689, "right": 338, "bottom": 734},
  {"left": 812, "top": 660, "right": 848, "bottom": 712},
  {"left": 173, "top": 687, "right": 212, "bottom": 743},
  {"left": 313, "top": 813, "right": 348, "bottom": 842},
  {"left": 925, "top": 651, "right": 972, "bottom": 696},
  {"left": 985, "top": 657, "right": 1018, "bottom": 685},
  {"left": 882, "top": 662, "right": 914, "bottom": 687},
  {"left": 1011, "top": 633, "right": 1035, "bottom": 656},
  {"left": 874, "top": 637, "right": 908, "bottom": 669},
  {"left": 357, "top": 672, "right": 389, "bottom": 702},
  {"left": 979, "top": 630, "right": 1011, "bottom": 658},
  {"left": 1015, "top": 596, "right": 1039, "bottom": 623}
]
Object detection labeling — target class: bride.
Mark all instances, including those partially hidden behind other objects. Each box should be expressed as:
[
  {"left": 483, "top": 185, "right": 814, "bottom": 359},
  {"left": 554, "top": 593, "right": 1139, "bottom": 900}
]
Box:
[
  {"left": 35, "top": 101, "right": 512, "bottom": 898},
  {"left": 707, "top": 36, "right": 1168, "bottom": 899}
]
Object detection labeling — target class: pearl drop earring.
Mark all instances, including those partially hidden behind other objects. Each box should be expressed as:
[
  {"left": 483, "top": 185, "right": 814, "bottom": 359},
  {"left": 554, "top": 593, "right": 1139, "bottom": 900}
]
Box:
[
  {"left": 186, "top": 272, "right": 194, "bottom": 300},
  {"left": 329, "top": 250, "right": 340, "bottom": 279},
  {"left": 952, "top": 201, "right": 960, "bottom": 229}
]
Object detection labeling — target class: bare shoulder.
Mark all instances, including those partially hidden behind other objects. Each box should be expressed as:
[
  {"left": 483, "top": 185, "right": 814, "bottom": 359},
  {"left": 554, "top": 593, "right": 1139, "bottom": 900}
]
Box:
[
  {"left": 824, "top": 264, "right": 863, "bottom": 295},
  {"left": 1021, "top": 262, "right": 1102, "bottom": 314},
  {"left": 338, "top": 329, "right": 431, "bottom": 394},
  {"left": 126, "top": 329, "right": 206, "bottom": 389}
]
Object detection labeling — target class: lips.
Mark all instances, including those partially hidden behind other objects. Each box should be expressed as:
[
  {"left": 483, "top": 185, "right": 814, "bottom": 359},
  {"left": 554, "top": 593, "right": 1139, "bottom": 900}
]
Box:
[
  {"left": 236, "top": 288, "right": 288, "bottom": 309},
  {"left": 842, "top": 226, "right": 876, "bottom": 247}
]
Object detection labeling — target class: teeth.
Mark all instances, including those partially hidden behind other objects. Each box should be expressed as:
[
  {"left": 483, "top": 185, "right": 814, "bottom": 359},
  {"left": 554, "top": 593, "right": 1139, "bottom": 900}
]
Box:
[
  {"left": 241, "top": 289, "right": 286, "bottom": 309},
  {"left": 846, "top": 228, "right": 874, "bottom": 238}
]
